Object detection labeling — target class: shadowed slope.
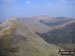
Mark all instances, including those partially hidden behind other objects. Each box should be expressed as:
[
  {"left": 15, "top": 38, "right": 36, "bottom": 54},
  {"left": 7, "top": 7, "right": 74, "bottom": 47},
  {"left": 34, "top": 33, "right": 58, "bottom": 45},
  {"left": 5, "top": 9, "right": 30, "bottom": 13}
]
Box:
[
  {"left": 0, "top": 22, "right": 59, "bottom": 56},
  {"left": 37, "top": 22, "right": 75, "bottom": 51}
]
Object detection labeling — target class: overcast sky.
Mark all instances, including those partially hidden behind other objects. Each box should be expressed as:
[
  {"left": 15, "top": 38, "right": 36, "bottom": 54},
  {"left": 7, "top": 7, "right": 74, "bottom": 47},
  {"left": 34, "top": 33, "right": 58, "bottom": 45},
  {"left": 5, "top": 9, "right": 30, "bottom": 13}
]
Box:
[{"left": 0, "top": 0, "right": 75, "bottom": 21}]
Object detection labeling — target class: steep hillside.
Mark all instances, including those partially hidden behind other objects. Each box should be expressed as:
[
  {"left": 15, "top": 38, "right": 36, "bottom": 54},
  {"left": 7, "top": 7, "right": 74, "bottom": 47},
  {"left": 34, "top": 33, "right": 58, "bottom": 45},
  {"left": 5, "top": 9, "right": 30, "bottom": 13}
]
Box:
[
  {"left": 0, "top": 22, "right": 59, "bottom": 56},
  {"left": 37, "top": 22, "right": 75, "bottom": 51}
]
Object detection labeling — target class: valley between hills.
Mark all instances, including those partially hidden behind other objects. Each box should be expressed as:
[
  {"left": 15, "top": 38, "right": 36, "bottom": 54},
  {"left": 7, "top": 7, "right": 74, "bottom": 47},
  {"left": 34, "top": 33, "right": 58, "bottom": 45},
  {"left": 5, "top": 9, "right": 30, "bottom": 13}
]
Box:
[{"left": 0, "top": 16, "right": 75, "bottom": 56}]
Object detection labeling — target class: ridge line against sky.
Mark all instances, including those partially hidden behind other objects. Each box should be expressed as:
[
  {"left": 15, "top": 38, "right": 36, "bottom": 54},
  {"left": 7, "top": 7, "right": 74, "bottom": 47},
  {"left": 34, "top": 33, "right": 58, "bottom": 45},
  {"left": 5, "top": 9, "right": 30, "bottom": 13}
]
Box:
[{"left": 0, "top": 0, "right": 75, "bottom": 21}]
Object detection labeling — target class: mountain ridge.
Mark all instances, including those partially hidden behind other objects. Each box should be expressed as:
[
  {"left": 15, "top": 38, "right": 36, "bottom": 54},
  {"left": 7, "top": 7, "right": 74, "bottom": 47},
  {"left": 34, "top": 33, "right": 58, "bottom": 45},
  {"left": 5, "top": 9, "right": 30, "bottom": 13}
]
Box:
[{"left": 5, "top": 16, "right": 75, "bottom": 34}]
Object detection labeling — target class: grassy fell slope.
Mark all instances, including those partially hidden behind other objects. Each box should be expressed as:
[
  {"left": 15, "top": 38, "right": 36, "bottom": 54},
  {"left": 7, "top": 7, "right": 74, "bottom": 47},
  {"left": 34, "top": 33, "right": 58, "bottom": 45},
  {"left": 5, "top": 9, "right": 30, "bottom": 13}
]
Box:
[{"left": 0, "top": 22, "right": 59, "bottom": 56}]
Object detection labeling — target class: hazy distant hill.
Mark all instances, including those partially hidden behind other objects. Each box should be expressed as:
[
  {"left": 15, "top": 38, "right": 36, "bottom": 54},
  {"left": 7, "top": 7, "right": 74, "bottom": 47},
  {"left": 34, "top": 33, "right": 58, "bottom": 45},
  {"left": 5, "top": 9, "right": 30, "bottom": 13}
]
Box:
[
  {"left": 0, "top": 22, "right": 1, "bottom": 24},
  {"left": 6, "top": 16, "right": 75, "bottom": 33},
  {"left": 37, "top": 22, "right": 75, "bottom": 51},
  {"left": 39, "top": 17, "right": 75, "bottom": 26},
  {"left": 0, "top": 21, "right": 59, "bottom": 56}
]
